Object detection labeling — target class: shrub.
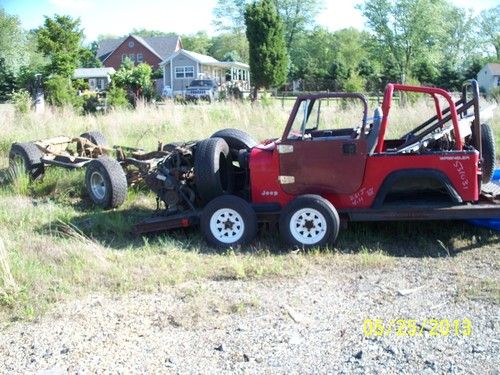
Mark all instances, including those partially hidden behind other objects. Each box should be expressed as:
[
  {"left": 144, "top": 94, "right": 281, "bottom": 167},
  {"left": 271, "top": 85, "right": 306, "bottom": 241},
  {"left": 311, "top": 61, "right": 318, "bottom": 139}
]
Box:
[
  {"left": 107, "top": 84, "right": 129, "bottom": 109},
  {"left": 9, "top": 89, "right": 32, "bottom": 114},
  {"left": 44, "top": 75, "right": 82, "bottom": 109}
]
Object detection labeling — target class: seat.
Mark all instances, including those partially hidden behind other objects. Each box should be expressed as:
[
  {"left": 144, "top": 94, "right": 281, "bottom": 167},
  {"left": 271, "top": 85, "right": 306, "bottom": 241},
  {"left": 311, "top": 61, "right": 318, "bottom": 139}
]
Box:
[{"left": 367, "top": 107, "right": 382, "bottom": 154}]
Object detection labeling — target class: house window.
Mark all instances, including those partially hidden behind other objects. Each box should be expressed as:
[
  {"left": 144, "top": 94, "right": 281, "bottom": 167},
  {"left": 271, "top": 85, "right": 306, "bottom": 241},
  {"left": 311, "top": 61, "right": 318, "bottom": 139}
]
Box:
[
  {"left": 175, "top": 66, "right": 195, "bottom": 79},
  {"left": 121, "top": 54, "right": 127, "bottom": 62},
  {"left": 137, "top": 53, "right": 144, "bottom": 63},
  {"left": 88, "top": 78, "right": 96, "bottom": 90},
  {"left": 97, "top": 79, "right": 106, "bottom": 91},
  {"left": 129, "top": 53, "right": 135, "bottom": 62},
  {"left": 128, "top": 41, "right": 134, "bottom": 48}
]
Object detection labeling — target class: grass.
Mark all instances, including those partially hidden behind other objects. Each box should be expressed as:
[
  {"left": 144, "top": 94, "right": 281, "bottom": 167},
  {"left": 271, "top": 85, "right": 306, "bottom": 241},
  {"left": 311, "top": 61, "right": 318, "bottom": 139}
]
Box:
[{"left": 0, "top": 98, "right": 499, "bottom": 322}]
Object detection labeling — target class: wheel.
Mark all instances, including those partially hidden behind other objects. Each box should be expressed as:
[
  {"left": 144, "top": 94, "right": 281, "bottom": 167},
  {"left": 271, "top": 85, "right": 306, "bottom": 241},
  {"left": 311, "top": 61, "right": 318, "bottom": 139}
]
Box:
[
  {"left": 279, "top": 195, "right": 340, "bottom": 248},
  {"left": 80, "top": 131, "right": 108, "bottom": 146},
  {"left": 210, "top": 129, "right": 257, "bottom": 151},
  {"left": 481, "top": 123, "right": 496, "bottom": 183},
  {"left": 9, "top": 142, "right": 44, "bottom": 180},
  {"left": 200, "top": 195, "right": 257, "bottom": 248},
  {"left": 194, "top": 137, "right": 234, "bottom": 204},
  {"left": 85, "top": 157, "right": 127, "bottom": 208}
]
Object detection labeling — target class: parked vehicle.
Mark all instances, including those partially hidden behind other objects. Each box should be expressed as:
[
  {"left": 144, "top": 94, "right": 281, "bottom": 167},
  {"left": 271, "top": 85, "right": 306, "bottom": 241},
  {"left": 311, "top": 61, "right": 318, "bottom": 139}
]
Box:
[
  {"left": 11, "top": 80, "right": 500, "bottom": 248},
  {"left": 185, "top": 79, "right": 219, "bottom": 102},
  {"left": 135, "top": 80, "right": 499, "bottom": 247}
]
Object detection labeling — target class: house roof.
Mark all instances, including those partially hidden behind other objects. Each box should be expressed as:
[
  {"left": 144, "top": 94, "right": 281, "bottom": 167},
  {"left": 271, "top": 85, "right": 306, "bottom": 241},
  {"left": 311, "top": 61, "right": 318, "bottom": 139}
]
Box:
[
  {"left": 73, "top": 67, "right": 116, "bottom": 79},
  {"left": 486, "top": 63, "right": 500, "bottom": 75},
  {"left": 161, "top": 49, "right": 249, "bottom": 69},
  {"left": 96, "top": 35, "right": 181, "bottom": 62}
]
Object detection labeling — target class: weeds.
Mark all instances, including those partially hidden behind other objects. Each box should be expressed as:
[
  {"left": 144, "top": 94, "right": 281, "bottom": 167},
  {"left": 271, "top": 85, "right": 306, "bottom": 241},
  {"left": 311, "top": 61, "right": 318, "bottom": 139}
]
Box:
[{"left": 0, "top": 101, "right": 498, "bottom": 321}]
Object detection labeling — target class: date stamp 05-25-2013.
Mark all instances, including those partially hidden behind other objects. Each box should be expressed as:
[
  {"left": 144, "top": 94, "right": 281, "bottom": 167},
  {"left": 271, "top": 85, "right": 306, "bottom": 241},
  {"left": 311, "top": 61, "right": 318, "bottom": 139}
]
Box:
[{"left": 363, "top": 318, "right": 473, "bottom": 337}]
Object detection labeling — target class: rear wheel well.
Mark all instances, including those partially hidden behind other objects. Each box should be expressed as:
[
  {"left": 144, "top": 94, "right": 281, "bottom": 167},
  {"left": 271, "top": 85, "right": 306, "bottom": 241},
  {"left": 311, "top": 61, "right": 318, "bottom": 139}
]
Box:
[{"left": 372, "top": 169, "right": 462, "bottom": 208}]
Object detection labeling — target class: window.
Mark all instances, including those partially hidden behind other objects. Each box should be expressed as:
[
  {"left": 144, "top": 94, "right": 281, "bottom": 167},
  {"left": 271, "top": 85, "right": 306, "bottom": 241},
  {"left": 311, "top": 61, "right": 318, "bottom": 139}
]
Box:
[
  {"left": 497, "top": 77, "right": 500, "bottom": 86},
  {"left": 137, "top": 53, "right": 144, "bottom": 63},
  {"left": 129, "top": 53, "right": 135, "bottom": 62},
  {"left": 121, "top": 54, "right": 127, "bottom": 62},
  {"left": 128, "top": 41, "right": 134, "bottom": 48},
  {"left": 88, "top": 78, "right": 96, "bottom": 90},
  {"left": 97, "top": 79, "right": 106, "bottom": 91},
  {"left": 175, "top": 66, "right": 195, "bottom": 79}
]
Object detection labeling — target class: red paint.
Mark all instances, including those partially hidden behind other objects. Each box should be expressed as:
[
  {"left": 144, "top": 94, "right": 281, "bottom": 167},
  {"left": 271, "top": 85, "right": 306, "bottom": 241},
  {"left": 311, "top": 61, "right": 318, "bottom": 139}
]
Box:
[{"left": 248, "top": 82, "right": 480, "bottom": 211}]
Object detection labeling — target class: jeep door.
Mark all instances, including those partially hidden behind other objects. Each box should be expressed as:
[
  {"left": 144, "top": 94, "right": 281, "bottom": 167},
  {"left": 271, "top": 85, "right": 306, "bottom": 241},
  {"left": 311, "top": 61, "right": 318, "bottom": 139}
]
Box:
[{"left": 278, "top": 95, "right": 369, "bottom": 195}]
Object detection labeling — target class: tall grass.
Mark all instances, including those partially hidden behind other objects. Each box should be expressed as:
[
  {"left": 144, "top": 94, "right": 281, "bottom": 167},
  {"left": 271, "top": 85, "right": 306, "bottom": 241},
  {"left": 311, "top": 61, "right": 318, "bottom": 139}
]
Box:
[{"left": 0, "top": 99, "right": 498, "bottom": 321}]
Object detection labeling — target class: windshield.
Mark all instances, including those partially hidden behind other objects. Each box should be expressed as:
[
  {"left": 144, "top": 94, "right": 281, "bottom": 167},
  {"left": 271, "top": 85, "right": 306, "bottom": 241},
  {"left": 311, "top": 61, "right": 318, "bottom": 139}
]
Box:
[
  {"left": 287, "top": 97, "right": 366, "bottom": 140},
  {"left": 189, "top": 80, "right": 215, "bottom": 87}
]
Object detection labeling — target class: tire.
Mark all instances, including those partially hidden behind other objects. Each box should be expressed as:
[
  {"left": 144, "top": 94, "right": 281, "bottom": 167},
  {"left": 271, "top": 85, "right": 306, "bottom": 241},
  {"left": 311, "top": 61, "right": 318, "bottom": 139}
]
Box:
[
  {"left": 279, "top": 194, "right": 340, "bottom": 249},
  {"left": 210, "top": 128, "right": 257, "bottom": 151},
  {"left": 85, "top": 157, "right": 127, "bottom": 209},
  {"left": 9, "top": 142, "right": 44, "bottom": 180},
  {"left": 481, "top": 123, "right": 496, "bottom": 183},
  {"left": 194, "top": 138, "right": 234, "bottom": 204},
  {"left": 200, "top": 195, "right": 257, "bottom": 248},
  {"left": 80, "top": 131, "right": 108, "bottom": 146}
]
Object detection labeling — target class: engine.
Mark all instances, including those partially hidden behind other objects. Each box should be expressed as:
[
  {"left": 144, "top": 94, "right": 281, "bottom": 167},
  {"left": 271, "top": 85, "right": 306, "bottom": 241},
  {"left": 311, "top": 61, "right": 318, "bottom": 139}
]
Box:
[{"left": 145, "top": 143, "right": 196, "bottom": 213}]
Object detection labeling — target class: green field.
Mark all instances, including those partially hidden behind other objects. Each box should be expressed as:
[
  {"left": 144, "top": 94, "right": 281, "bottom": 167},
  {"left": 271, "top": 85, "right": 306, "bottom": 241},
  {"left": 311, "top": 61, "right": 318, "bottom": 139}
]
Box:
[{"left": 0, "top": 99, "right": 499, "bottom": 321}]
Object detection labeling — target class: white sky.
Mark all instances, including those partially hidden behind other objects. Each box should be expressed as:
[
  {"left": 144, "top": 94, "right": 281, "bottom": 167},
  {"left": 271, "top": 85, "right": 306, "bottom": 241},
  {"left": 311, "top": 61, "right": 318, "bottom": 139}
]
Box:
[{"left": 2, "top": 0, "right": 498, "bottom": 43}]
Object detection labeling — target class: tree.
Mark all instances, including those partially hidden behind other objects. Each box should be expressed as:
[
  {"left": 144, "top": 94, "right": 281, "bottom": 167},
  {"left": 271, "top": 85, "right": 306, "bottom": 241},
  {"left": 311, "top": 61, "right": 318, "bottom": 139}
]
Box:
[
  {"left": 273, "top": 0, "right": 323, "bottom": 50},
  {"left": 210, "top": 33, "right": 249, "bottom": 62},
  {"left": 245, "top": 0, "right": 288, "bottom": 97},
  {"left": 479, "top": 6, "right": 500, "bottom": 60},
  {"left": 113, "top": 58, "right": 153, "bottom": 102},
  {"left": 0, "top": 9, "right": 27, "bottom": 74},
  {"left": 213, "top": 0, "right": 323, "bottom": 51},
  {"left": 213, "top": 0, "right": 249, "bottom": 33},
  {"left": 79, "top": 41, "right": 103, "bottom": 68},
  {"left": 182, "top": 32, "right": 213, "bottom": 54},
  {"left": 35, "top": 15, "right": 84, "bottom": 77},
  {"left": 359, "top": 0, "right": 446, "bottom": 84}
]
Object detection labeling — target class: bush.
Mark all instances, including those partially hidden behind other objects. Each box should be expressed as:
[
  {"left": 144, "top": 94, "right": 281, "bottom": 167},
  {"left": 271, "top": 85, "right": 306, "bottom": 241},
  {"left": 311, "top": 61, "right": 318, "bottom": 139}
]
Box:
[
  {"left": 9, "top": 89, "right": 32, "bottom": 114},
  {"left": 44, "top": 75, "right": 82, "bottom": 108},
  {"left": 107, "top": 84, "right": 129, "bottom": 109}
]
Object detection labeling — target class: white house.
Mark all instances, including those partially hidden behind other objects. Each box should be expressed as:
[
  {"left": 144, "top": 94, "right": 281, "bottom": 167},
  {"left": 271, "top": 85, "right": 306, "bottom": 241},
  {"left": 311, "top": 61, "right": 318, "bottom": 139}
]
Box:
[
  {"left": 160, "top": 49, "right": 250, "bottom": 95},
  {"left": 477, "top": 63, "right": 500, "bottom": 95},
  {"left": 73, "top": 67, "right": 116, "bottom": 91}
]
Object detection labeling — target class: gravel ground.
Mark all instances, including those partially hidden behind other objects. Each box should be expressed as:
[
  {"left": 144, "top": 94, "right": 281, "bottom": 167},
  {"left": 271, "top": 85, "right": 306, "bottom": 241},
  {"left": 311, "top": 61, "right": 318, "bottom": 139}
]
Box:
[{"left": 0, "top": 247, "right": 498, "bottom": 375}]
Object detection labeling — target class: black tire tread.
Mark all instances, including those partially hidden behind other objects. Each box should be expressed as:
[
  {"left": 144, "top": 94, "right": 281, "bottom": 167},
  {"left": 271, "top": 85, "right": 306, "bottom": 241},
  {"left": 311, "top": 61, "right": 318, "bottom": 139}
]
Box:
[
  {"left": 9, "top": 142, "right": 44, "bottom": 178},
  {"left": 200, "top": 195, "right": 257, "bottom": 248},
  {"left": 211, "top": 128, "right": 257, "bottom": 150},
  {"left": 481, "top": 123, "right": 496, "bottom": 183},
  {"left": 85, "top": 157, "right": 127, "bottom": 208},
  {"left": 80, "top": 131, "right": 108, "bottom": 147},
  {"left": 194, "top": 138, "right": 233, "bottom": 203},
  {"left": 279, "top": 194, "right": 340, "bottom": 249}
]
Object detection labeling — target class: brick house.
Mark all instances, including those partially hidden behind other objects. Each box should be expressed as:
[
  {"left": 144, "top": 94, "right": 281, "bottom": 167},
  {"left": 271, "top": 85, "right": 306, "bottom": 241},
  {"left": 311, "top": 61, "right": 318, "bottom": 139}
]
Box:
[{"left": 96, "top": 35, "right": 182, "bottom": 70}]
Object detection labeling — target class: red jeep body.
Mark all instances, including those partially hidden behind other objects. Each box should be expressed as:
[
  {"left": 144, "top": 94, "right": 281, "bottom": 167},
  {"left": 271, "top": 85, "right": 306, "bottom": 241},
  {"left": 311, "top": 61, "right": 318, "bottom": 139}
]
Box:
[{"left": 249, "top": 83, "right": 483, "bottom": 211}]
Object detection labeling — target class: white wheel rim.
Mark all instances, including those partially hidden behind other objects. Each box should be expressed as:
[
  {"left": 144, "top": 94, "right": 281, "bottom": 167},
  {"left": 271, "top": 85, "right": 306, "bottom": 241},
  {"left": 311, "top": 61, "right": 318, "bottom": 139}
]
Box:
[
  {"left": 209, "top": 208, "right": 245, "bottom": 244},
  {"left": 289, "top": 208, "right": 327, "bottom": 245},
  {"left": 90, "top": 171, "right": 106, "bottom": 200}
]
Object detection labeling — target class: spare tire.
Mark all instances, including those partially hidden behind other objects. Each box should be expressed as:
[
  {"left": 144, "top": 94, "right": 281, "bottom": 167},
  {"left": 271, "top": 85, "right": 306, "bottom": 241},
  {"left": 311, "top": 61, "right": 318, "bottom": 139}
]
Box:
[
  {"left": 481, "top": 123, "right": 496, "bottom": 183},
  {"left": 211, "top": 128, "right": 257, "bottom": 150},
  {"left": 85, "top": 157, "right": 127, "bottom": 209},
  {"left": 194, "top": 138, "right": 234, "bottom": 204},
  {"left": 9, "top": 142, "right": 44, "bottom": 180},
  {"left": 80, "top": 131, "right": 108, "bottom": 147}
]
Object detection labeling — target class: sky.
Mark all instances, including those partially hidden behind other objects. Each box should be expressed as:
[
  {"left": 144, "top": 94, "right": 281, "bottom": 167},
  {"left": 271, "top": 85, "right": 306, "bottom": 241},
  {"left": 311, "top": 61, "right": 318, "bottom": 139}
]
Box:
[{"left": 1, "top": 0, "right": 498, "bottom": 44}]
